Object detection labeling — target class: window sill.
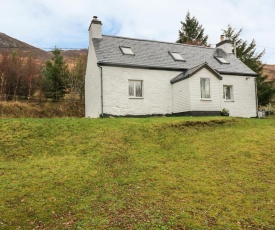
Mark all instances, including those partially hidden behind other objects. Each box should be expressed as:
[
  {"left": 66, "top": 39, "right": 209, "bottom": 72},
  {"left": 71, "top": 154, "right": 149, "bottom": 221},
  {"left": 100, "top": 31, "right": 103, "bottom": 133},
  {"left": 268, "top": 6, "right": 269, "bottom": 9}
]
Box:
[
  {"left": 224, "top": 100, "right": 234, "bottom": 102},
  {"left": 129, "top": 97, "right": 144, "bottom": 99},
  {"left": 200, "top": 98, "right": 212, "bottom": 101}
]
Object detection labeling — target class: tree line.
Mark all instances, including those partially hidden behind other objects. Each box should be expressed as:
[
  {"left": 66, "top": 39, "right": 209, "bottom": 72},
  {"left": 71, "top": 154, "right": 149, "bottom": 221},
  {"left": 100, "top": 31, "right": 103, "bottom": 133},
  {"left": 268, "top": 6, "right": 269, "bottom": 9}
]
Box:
[
  {"left": 177, "top": 12, "right": 275, "bottom": 106},
  {"left": 0, "top": 48, "right": 86, "bottom": 102}
]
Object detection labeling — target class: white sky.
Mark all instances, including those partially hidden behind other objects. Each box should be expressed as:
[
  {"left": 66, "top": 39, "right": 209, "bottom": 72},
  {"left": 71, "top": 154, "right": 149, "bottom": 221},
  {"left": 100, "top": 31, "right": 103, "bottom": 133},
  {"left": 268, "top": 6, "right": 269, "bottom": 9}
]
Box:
[{"left": 1, "top": 0, "right": 275, "bottom": 64}]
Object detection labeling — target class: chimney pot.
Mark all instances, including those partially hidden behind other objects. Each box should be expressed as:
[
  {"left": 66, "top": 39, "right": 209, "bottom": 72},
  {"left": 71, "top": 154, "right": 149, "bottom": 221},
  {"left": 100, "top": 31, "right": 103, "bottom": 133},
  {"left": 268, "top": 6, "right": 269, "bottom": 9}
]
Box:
[{"left": 221, "top": 35, "right": 225, "bottom": 41}]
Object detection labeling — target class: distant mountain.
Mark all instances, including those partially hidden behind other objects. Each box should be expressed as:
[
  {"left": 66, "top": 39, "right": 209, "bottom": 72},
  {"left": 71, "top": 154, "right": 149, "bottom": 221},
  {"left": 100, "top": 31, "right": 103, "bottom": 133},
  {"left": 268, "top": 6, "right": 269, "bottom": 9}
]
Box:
[
  {"left": 61, "top": 49, "right": 88, "bottom": 68},
  {"left": 0, "top": 32, "right": 51, "bottom": 61},
  {"left": 263, "top": 64, "right": 275, "bottom": 86},
  {"left": 0, "top": 32, "right": 88, "bottom": 65}
]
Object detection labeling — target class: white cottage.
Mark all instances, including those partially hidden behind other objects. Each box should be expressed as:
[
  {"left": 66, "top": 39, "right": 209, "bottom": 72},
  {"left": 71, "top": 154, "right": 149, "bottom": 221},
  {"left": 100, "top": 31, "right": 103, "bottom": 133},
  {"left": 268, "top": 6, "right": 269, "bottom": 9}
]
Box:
[{"left": 85, "top": 16, "right": 258, "bottom": 118}]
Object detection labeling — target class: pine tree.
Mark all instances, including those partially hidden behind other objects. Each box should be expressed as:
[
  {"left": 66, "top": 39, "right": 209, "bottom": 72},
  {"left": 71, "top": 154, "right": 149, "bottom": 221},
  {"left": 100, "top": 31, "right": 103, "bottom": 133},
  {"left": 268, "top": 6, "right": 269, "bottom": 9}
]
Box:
[
  {"left": 42, "top": 49, "right": 69, "bottom": 101},
  {"left": 222, "top": 25, "right": 275, "bottom": 106},
  {"left": 177, "top": 12, "right": 208, "bottom": 46}
]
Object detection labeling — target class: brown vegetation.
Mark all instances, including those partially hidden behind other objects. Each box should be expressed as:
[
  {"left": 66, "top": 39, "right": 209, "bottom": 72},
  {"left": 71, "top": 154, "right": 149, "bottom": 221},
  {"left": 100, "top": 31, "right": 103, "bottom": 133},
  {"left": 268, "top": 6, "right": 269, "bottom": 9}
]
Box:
[
  {"left": 0, "top": 100, "right": 84, "bottom": 118},
  {"left": 0, "top": 32, "right": 87, "bottom": 117}
]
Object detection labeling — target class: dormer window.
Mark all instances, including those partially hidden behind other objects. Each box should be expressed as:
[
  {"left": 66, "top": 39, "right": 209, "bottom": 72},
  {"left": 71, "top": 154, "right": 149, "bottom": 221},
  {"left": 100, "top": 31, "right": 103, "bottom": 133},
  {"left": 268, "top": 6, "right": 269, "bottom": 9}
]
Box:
[
  {"left": 169, "top": 52, "right": 185, "bottom": 61},
  {"left": 215, "top": 56, "right": 230, "bottom": 64},
  {"left": 120, "top": 46, "right": 134, "bottom": 55}
]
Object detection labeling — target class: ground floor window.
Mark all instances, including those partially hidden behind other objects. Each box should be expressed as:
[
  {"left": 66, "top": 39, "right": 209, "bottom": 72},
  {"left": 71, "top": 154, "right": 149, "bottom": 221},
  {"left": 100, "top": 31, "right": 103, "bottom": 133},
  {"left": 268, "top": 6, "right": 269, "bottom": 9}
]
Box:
[
  {"left": 223, "top": 85, "right": 233, "bottom": 100},
  {"left": 129, "top": 80, "right": 143, "bottom": 98},
  {"left": 200, "top": 78, "right": 210, "bottom": 98}
]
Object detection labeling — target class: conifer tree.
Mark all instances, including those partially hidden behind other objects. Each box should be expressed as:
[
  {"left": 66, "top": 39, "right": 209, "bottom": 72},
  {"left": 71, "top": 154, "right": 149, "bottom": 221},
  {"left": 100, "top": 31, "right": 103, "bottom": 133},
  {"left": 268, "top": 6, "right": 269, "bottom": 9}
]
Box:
[
  {"left": 42, "top": 49, "right": 69, "bottom": 101},
  {"left": 177, "top": 12, "right": 208, "bottom": 46},
  {"left": 222, "top": 25, "right": 275, "bottom": 106}
]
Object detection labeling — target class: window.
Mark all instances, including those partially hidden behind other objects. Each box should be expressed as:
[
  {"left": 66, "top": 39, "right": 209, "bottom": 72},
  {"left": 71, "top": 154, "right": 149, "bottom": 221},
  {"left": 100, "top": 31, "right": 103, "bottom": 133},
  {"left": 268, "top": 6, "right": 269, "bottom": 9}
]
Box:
[
  {"left": 200, "top": 78, "right": 210, "bottom": 99},
  {"left": 129, "top": 80, "right": 143, "bottom": 98},
  {"left": 169, "top": 52, "right": 185, "bottom": 61},
  {"left": 223, "top": 85, "right": 233, "bottom": 100},
  {"left": 120, "top": 46, "right": 134, "bottom": 55},
  {"left": 215, "top": 56, "right": 230, "bottom": 64}
]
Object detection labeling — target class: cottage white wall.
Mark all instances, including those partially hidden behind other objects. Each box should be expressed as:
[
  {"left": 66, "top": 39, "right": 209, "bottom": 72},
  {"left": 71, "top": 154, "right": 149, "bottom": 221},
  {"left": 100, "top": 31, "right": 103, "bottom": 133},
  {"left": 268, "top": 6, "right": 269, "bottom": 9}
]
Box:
[
  {"left": 102, "top": 66, "right": 181, "bottom": 116},
  {"left": 172, "top": 79, "right": 191, "bottom": 113},
  {"left": 189, "top": 68, "right": 222, "bottom": 111},
  {"left": 220, "top": 75, "right": 257, "bottom": 117},
  {"left": 85, "top": 42, "right": 102, "bottom": 118}
]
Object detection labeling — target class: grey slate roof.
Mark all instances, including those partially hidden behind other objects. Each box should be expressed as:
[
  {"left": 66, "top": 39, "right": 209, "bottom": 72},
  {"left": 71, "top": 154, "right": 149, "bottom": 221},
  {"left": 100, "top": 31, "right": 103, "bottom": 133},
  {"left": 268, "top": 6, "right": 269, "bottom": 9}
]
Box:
[
  {"left": 93, "top": 35, "right": 257, "bottom": 76},
  {"left": 170, "top": 62, "right": 223, "bottom": 84}
]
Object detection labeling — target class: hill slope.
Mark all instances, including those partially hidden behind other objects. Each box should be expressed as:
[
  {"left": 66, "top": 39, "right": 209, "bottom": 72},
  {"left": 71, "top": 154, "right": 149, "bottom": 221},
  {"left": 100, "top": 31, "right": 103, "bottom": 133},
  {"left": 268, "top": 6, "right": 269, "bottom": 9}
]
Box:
[
  {"left": 263, "top": 64, "right": 275, "bottom": 86},
  {"left": 0, "top": 117, "right": 275, "bottom": 229},
  {"left": 0, "top": 32, "right": 87, "bottom": 64},
  {"left": 0, "top": 32, "right": 51, "bottom": 61}
]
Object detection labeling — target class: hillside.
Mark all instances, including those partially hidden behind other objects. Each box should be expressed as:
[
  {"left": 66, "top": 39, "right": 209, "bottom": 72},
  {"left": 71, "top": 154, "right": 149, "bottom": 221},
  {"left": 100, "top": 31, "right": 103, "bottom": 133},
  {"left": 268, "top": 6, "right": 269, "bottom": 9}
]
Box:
[
  {"left": 61, "top": 49, "right": 88, "bottom": 68},
  {"left": 0, "top": 117, "right": 275, "bottom": 229},
  {"left": 0, "top": 32, "right": 51, "bottom": 61},
  {"left": 263, "top": 64, "right": 275, "bottom": 86},
  {"left": 0, "top": 32, "right": 87, "bottom": 64}
]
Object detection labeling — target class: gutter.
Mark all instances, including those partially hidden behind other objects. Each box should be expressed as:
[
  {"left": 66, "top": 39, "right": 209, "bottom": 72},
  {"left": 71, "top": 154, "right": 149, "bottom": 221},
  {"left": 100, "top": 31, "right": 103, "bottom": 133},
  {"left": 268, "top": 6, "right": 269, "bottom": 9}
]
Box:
[
  {"left": 97, "top": 62, "right": 187, "bottom": 71},
  {"left": 217, "top": 70, "right": 257, "bottom": 77},
  {"left": 97, "top": 64, "right": 104, "bottom": 118}
]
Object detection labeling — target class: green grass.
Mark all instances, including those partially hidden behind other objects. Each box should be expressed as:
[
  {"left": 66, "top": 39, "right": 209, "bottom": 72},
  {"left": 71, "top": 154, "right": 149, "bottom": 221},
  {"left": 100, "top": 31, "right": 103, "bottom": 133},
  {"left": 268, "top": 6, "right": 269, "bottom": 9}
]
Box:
[{"left": 0, "top": 117, "right": 275, "bottom": 229}]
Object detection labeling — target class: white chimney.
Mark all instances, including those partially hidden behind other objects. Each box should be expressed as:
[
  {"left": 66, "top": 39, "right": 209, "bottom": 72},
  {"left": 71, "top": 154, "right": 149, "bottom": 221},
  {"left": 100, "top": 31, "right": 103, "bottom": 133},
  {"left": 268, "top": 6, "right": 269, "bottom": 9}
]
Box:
[
  {"left": 88, "top": 16, "right": 102, "bottom": 39},
  {"left": 216, "top": 36, "right": 233, "bottom": 54}
]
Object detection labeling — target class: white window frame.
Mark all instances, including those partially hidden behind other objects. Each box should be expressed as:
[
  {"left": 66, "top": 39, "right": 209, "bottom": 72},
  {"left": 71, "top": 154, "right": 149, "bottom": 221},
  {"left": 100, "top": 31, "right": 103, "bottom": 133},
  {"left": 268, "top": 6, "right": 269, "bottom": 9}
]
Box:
[
  {"left": 200, "top": 78, "right": 211, "bottom": 99},
  {"left": 169, "top": 51, "right": 185, "bottom": 61},
  {"left": 215, "top": 56, "right": 230, "bottom": 64},
  {"left": 223, "top": 85, "right": 234, "bottom": 101},
  {"left": 128, "top": 80, "right": 143, "bottom": 98},
  {"left": 120, "top": 46, "right": 135, "bottom": 55}
]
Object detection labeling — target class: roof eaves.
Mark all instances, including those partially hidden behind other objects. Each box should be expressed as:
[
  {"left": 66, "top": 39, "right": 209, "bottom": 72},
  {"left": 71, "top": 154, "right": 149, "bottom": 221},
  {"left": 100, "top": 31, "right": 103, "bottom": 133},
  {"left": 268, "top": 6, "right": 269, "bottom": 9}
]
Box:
[
  {"left": 171, "top": 62, "right": 223, "bottom": 84},
  {"left": 170, "top": 72, "right": 186, "bottom": 84},
  {"left": 187, "top": 62, "right": 223, "bottom": 80},
  {"left": 217, "top": 70, "right": 258, "bottom": 77},
  {"left": 97, "top": 62, "right": 187, "bottom": 71}
]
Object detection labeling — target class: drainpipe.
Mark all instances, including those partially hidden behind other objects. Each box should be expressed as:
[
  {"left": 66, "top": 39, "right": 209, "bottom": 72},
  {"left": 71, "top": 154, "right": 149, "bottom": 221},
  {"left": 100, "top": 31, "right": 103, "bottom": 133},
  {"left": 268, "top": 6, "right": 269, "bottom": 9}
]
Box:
[
  {"left": 255, "top": 77, "right": 258, "bottom": 117},
  {"left": 97, "top": 64, "right": 103, "bottom": 118}
]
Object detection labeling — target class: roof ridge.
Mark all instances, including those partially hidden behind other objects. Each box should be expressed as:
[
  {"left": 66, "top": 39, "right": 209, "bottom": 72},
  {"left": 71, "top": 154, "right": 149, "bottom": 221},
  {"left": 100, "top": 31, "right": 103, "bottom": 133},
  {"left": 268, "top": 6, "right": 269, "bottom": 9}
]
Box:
[{"left": 102, "top": 34, "right": 214, "bottom": 50}]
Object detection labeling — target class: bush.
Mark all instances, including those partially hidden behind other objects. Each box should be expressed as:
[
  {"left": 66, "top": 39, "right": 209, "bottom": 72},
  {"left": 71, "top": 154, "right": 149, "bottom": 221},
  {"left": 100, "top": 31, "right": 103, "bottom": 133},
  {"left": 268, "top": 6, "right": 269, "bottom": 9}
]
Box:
[{"left": 0, "top": 100, "right": 84, "bottom": 118}]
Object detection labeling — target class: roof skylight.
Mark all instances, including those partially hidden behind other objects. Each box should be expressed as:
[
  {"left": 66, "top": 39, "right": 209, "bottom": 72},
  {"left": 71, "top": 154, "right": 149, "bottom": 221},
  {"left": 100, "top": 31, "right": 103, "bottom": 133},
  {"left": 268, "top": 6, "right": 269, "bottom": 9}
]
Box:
[
  {"left": 169, "top": 52, "right": 185, "bottom": 61},
  {"left": 120, "top": 46, "right": 134, "bottom": 55},
  {"left": 215, "top": 56, "right": 230, "bottom": 64}
]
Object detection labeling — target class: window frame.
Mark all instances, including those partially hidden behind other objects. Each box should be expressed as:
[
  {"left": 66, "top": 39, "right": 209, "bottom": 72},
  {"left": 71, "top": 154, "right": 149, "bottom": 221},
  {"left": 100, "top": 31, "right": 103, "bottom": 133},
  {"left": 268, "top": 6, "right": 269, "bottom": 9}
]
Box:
[
  {"left": 215, "top": 56, "right": 230, "bottom": 64},
  {"left": 200, "top": 78, "right": 211, "bottom": 99},
  {"left": 169, "top": 51, "right": 185, "bottom": 62},
  {"left": 223, "top": 85, "right": 234, "bottom": 101},
  {"left": 128, "top": 80, "right": 143, "bottom": 99},
  {"left": 120, "top": 46, "right": 135, "bottom": 55}
]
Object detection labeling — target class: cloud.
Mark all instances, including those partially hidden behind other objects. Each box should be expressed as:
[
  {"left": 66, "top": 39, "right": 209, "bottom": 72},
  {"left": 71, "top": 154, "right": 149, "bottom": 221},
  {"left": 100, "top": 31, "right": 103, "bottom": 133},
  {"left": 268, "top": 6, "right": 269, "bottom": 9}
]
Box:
[{"left": 0, "top": 0, "right": 274, "bottom": 63}]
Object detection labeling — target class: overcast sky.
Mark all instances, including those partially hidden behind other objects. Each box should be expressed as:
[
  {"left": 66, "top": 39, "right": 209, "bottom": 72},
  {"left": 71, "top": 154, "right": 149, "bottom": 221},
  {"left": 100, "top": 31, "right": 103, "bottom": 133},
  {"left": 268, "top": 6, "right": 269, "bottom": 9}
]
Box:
[{"left": 1, "top": 0, "right": 275, "bottom": 64}]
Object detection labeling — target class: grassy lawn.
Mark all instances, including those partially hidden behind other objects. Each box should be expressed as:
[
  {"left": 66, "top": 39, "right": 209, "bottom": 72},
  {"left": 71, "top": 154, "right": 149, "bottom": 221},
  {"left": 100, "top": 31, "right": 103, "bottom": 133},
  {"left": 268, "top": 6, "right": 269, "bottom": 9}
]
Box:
[{"left": 0, "top": 117, "right": 274, "bottom": 229}]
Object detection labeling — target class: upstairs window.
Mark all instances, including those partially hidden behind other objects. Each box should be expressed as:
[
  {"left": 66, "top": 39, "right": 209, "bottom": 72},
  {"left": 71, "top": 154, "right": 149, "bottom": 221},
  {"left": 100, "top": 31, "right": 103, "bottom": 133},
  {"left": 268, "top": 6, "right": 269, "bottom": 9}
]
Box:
[
  {"left": 169, "top": 52, "right": 185, "bottom": 61},
  {"left": 223, "top": 85, "right": 233, "bottom": 100},
  {"left": 129, "top": 80, "right": 143, "bottom": 98},
  {"left": 200, "top": 78, "right": 210, "bottom": 99},
  {"left": 120, "top": 46, "right": 134, "bottom": 55}
]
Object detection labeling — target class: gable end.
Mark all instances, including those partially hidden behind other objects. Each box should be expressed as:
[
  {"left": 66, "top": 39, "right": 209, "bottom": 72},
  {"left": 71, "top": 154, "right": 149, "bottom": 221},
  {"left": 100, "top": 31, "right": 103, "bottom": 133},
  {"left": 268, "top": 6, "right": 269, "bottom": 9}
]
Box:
[{"left": 171, "top": 62, "right": 222, "bottom": 84}]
